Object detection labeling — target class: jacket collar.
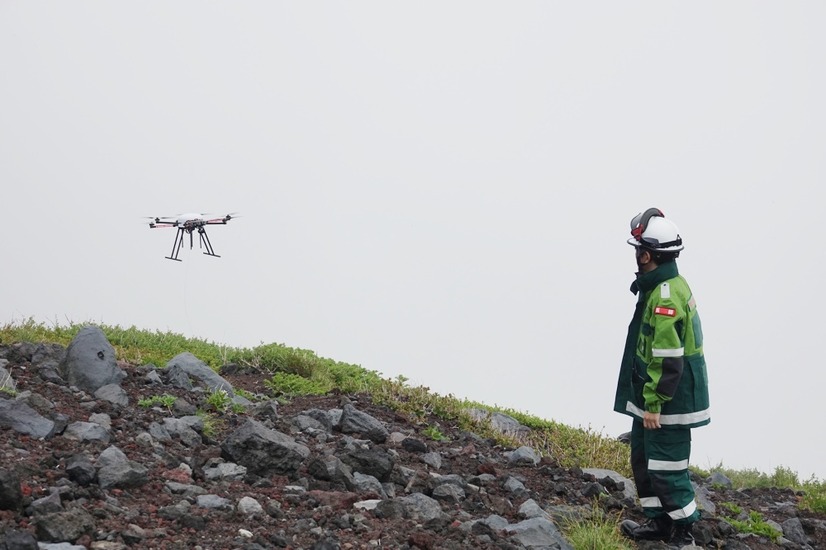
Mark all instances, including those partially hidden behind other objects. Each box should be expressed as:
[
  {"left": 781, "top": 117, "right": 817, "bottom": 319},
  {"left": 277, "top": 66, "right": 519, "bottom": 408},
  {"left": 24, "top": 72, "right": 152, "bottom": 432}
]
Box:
[{"left": 630, "top": 261, "right": 679, "bottom": 295}]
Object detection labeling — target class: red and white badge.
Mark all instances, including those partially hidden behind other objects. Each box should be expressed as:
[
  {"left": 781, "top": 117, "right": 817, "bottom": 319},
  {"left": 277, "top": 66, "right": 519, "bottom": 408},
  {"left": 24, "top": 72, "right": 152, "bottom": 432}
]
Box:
[{"left": 654, "top": 306, "right": 676, "bottom": 317}]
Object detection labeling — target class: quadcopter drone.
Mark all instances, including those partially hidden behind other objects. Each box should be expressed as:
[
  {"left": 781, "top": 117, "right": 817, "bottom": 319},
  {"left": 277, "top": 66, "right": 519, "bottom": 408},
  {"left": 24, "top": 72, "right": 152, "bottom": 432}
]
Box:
[{"left": 147, "top": 212, "right": 237, "bottom": 261}]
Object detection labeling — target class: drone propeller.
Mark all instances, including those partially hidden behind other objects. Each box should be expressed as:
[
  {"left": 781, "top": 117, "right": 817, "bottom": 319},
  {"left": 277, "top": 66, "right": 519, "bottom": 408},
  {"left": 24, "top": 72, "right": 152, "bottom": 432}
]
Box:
[
  {"left": 201, "top": 212, "right": 241, "bottom": 224},
  {"left": 143, "top": 215, "right": 179, "bottom": 228}
]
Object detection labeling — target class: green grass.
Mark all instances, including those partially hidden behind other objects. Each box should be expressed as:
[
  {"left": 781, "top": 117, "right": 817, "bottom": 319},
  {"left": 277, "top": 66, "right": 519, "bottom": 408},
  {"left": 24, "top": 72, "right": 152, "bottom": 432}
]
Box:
[
  {"left": 137, "top": 394, "right": 176, "bottom": 410},
  {"left": 718, "top": 504, "right": 782, "bottom": 542},
  {"left": 0, "top": 318, "right": 227, "bottom": 369},
  {"left": 3, "top": 318, "right": 824, "bottom": 516},
  {"left": 202, "top": 387, "right": 224, "bottom": 409},
  {"left": 694, "top": 463, "right": 826, "bottom": 514},
  {"left": 196, "top": 410, "right": 223, "bottom": 438},
  {"left": 422, "top": 425, "right": 449, "bottom": 442},
  {"left": 560, "top": 504, "right": 634, "bottom": 550},
  {"left": 0, "top": 368, "right": 16, "bottom": 396}
]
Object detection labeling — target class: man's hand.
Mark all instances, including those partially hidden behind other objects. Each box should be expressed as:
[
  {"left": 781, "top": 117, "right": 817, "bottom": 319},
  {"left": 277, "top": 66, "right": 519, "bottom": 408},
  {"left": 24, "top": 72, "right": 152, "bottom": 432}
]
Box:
[{"left": 643, "top": 411, "right": 661, "bottom": 429}]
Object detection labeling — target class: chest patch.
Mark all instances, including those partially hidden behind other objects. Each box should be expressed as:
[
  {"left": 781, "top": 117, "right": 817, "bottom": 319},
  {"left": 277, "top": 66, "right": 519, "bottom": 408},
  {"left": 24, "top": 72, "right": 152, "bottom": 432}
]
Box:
[{"left": 654, "top": 306, "right": 676, "bottom": 317}]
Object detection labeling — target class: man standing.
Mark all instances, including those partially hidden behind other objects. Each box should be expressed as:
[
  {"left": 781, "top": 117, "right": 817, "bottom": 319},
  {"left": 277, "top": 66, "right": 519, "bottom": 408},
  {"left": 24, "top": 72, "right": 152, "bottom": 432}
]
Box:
[{"left": 614, "top": 208, "right": 710, "bottom": 547}]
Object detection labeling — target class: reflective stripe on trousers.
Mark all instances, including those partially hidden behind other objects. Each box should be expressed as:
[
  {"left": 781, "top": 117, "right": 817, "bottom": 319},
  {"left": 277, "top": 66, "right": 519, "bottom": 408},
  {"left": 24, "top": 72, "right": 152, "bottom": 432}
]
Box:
[{"left": 630, "top": 421, "right": 700, "bottom": 523}]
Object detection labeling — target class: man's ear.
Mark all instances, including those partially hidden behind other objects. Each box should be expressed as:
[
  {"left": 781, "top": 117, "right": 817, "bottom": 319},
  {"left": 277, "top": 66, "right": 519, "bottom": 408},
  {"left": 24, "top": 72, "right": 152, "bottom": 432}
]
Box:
[{"left": 637, "top": 248, "right": 651, "bottom": 263}]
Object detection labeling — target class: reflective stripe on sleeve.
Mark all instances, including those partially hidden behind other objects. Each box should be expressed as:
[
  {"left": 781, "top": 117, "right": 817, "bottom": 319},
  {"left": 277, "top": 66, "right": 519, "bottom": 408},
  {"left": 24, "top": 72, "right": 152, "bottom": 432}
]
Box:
[
  {"left": 648, "top": 459, "right": 689, "bottom": 471},
  {"left": 652, "top": 347, "right": 684, "bottom": 357},
  {"left": 625, "top": 402, "right": 711, "bottom": 426}
]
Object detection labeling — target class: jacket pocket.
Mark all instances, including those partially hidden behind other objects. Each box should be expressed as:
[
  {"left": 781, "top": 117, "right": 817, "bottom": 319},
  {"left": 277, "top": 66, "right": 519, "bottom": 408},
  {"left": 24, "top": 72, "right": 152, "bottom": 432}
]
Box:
[{"left": 686, "top": 354, "right": 709, "bottom": 411}]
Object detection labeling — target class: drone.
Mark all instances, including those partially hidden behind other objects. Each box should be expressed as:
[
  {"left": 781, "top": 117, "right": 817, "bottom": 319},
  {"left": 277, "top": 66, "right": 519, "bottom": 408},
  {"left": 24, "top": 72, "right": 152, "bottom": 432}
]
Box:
[{"left": 147, "top": 212, "right": 237, "bottom": 261}]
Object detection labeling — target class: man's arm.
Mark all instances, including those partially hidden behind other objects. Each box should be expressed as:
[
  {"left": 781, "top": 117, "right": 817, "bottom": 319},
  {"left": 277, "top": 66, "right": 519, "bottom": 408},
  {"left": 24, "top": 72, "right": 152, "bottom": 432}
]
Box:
[{"left": 643, "top": 284, "right": 687, "bottom": 425}]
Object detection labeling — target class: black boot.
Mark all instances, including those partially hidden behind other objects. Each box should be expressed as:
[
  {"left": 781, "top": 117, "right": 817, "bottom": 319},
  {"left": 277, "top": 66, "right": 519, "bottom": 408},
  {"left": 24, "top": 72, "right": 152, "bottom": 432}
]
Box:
[
  {"left": 620, "top": 516, "right": 674, "bottom": 541},
  {"left": 670, "top": 522, "right": 696, "bottom": 547}
]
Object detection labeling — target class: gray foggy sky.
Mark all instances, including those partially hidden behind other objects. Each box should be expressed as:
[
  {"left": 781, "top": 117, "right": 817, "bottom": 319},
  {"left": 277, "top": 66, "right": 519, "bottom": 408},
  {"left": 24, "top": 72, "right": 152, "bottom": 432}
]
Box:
[{"left": 2, "top": 2, "right": 824, "bottom": 480}]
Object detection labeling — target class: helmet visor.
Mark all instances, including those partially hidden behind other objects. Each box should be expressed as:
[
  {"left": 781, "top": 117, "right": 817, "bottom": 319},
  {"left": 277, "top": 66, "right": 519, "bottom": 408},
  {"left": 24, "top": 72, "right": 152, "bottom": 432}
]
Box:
[{"left": 629, "top": 208, "right": 664, "bottom": 242}]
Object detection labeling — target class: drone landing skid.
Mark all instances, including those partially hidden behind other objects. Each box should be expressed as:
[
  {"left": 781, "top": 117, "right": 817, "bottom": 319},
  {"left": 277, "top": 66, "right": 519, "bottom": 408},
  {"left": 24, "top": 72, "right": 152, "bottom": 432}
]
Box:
[{"left": 165, "top": 227, "right": 221, "bottom": 261}]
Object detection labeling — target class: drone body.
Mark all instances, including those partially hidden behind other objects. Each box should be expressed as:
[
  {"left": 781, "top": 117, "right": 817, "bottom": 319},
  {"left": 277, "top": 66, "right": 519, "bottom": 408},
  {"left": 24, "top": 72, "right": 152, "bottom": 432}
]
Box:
[{"left": 147, "top": 212, "right": 237, "bottom": 261}]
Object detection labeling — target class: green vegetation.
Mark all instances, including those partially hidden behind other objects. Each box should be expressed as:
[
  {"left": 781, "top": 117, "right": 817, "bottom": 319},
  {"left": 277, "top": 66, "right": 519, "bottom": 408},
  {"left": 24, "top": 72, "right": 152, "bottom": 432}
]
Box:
[
  {"left": 265, "top": 371, "right": 330, "bottom": 398},
  {"left": 137, "top": 394, "right": 176, "bottom": 410},
  {"left": 196, "top": 410, "right": 222, "bottom": 438},
  {"left": 802, "top": 483, "right": 826, "bottom": 514},
  {"left": 3, "top": 318, "right": 825, "bottom": 522},
  {"left": 560, "top": 505, "right": 634, "bottom": 550},
  {"left": 719, "top": 506, "right": 782, "bottom": 542},
  {"left": 422, "top": 425, "right": 449, "bottom": 442},
  {"left": 204, "top": 387, "right": 233, "bottom": 412},
  {"left": 0, "top": 369, "right": 16, "bottom": 397},
  {"left": 232, "top": 387, "right": 259, "bottom": 402},
  {"left": 696, "top": 463, "right": 826, "bottom": 514},
  {"left": 719, "top": 501, "right": 742, "bottom": 515},
  {"left": 0, "top": 318, "right": 227, "bottom": 369}
]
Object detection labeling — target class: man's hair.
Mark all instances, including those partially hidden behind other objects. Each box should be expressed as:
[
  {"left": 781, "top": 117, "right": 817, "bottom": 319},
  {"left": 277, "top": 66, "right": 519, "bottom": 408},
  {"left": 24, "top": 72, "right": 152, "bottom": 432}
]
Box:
[{"left": 644, "top": 248, "right": 680, "bottom": 264}]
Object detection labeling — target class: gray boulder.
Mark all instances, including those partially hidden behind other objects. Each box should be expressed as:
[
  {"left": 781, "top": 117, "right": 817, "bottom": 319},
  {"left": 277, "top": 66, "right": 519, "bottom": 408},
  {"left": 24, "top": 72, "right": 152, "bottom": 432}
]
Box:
[
  {"left": 59, "top": 326, "right": 125, "bottom": 393},
  {"left": 94, "top": 383, "right": 129, "bottom": 406},
  {"left": 506, "top": 516, "right": 574, "bottom": 550},
  {"left": 196, "top": 494, "right": 233, "bottom": 511},
  {"left": 249, "top": 400, "right": 279, "bottom": 421},
  {"left": 375, "top": 492, "right": 448, "bottom": 524},
  {"left": 781, "top": 517, "right": 809, "bottom": 545},
  {"left": 163, "top": 352, "right": 234, "bottom": 394},
  {"left": 162, "top": 416, "right": 203, "bottom": 447},
  {"left": 583, "top": 468, "right": 637, "bottom": 501},
  {"left": 339, "top": 403, "right": 389, "bottom": 443},
  {"left": 506, "top": 445, "right": 541, "bottom": 467},
  {"left": 237, "top": 496, "right": 264, "bottom": 516},
  {"left": 467, "top": 408, "right": 531, "bottom": 438},
  {"left": 340, "top": 446, "right": 395, "bottom": 482},
  {"left": 162, "top": 363, "right": 193, "bottom": 390},
  {"left": 0, "top": 399, "right": 56, "bottom": 439},
  {"left": 63, "top": 421, "right": 111, "bottom": 444},
  {"left": 220, "top": 418, "right": 310, "bottom": 476},
  {"left": 27, "top": 490, "right": 63, "bottom": 517},
  {"left": 299, "top": 408, "right": 337, "bottom": 431},
  {"left": 352, "top": 471, "right": 388, "bottom": 498},
  {"left": 1, "top": 529, "right": 38, "bottom": 549},
  {"left": 203, "top": 461, "right": 247, "bottom": 481},
  {"left": 66, "top": 454, "right": 97, "bottom": 486},
  {"left": 307, "top": 455, "right": 355, "bottom": 489},
  {"left": 95, "top": 446, "right": 149, "bottom": 489},
  {"left": 33, "top": 507, "right": 95, "bottom": 543},
  {"left": 0, "top": 468, "right": 24, "bottom": 512},
  {"left": 31, "top": 343, "right": 67, "bottom": 366}
]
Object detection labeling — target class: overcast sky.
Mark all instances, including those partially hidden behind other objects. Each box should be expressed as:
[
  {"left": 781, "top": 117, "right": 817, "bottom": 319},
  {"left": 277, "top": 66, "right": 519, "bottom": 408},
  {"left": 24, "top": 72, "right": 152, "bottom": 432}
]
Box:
[{"left": 2, "top": 2, "right": 824, "bottom": 480}]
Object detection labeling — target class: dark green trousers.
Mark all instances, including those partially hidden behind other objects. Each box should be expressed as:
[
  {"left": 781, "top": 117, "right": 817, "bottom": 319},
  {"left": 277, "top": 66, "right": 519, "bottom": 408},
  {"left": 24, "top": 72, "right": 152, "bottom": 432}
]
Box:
[{"left": 630, "top": 420, "right": 700, "bottom": 524}]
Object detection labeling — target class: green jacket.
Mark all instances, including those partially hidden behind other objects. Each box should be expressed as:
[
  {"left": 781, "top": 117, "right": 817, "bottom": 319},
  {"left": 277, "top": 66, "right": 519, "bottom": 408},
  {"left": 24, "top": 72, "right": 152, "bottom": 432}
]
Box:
[{"left": 614, "top": 261, "right": 710, "bottom": 429}]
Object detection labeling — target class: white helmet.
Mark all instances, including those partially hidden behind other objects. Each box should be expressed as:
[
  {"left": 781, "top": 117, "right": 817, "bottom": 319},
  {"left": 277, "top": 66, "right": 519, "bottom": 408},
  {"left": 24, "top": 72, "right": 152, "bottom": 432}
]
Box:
[{"left": 627, "top": 208, "right": 684, "bottom": 252}]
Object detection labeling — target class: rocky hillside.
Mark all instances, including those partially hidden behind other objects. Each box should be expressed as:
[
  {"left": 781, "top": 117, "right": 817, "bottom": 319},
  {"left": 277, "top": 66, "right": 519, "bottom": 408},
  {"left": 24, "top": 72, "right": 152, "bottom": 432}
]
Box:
[{"left": 1, "top": 327, "right": 824, "bottom": 550}]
